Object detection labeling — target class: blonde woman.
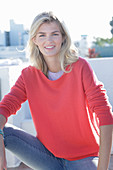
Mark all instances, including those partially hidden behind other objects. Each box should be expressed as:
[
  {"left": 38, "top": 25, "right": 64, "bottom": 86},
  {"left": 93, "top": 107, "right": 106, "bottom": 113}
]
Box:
[{"left": 0, "top": 12, "right": 113, "bottom": 170}]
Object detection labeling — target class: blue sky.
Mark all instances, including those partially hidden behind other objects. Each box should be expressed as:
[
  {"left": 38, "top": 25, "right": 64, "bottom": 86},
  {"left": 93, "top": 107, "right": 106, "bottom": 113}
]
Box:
[{"left": 0, "top": 0, "right": 113, "bottom": 41}]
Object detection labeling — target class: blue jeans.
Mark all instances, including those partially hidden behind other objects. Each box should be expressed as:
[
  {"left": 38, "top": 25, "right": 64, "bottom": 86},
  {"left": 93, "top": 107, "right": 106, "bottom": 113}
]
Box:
[{"left": 3, "top": 124, "right": 98, "bottom": 170}]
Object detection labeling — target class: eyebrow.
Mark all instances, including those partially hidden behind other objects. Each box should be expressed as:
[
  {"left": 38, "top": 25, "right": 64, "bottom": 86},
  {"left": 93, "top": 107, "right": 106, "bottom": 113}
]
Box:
[{"left": 38, "top": 31, "right": 60, "bottom": 34}]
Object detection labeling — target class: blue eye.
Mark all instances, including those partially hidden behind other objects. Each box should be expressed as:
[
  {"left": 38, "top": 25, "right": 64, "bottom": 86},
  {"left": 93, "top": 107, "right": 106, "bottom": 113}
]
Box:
[
  {"left": 53, "top": 33, "right": 59, "bottom": 36},
  {"left": 39, "top": 34, "right": 45, "bottom": 37}
]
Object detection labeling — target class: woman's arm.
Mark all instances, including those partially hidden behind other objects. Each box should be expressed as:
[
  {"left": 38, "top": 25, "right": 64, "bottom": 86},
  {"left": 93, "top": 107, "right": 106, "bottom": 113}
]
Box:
[
  {"left": 97, "top": 124, "right": 113, "bottom": 170},
  {"left": 0, "top": 70, "right": 27, "bottom": 169},
  {"left": 0, "top": 73, "right": 27, "bottom": 118},
  {"left": 0, "top": 114, "right": 7, "bottom": 170},
  {"left": 0, "top": 114, "right": 6, "bottom": 129},
  {"left": 81, "top": 58, "right": 113, "bottom": 169}
]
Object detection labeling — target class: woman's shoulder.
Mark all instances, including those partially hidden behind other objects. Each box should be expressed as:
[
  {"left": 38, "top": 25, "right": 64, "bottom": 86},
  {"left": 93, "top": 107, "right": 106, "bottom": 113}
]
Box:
[
  {"left": 72, "top": 57, "right": 90, "bottom": 68},
  {"left": 22, "top": 65, "right": 38, "bottom": 74}
]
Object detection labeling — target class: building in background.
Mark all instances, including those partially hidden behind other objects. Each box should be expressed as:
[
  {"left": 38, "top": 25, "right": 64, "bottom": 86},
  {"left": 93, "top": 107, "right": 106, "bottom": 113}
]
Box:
[
  {"left": 0, "top": 31, "right": 5, "bottom": 46},
  {"left": 0, "top": 31, "right": 10, "bottom": 46},
  {"left": 10, "top": 20, "right": 24, "bottom": 46},
  {"left": 74, "top": 35, "right": 89, "bottom": 58},
  {"left": 5, "top": 31, "right": 10, "bottom": 46},
  {"left": 0, "top": 20, "right": 29, "bottom": 47}
]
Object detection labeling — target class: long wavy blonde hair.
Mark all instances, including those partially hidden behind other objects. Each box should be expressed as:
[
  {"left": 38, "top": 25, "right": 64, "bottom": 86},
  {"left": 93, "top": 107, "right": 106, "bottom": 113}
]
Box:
[{"left": 27, "top": 11, "right": 78, "bottom": 76}]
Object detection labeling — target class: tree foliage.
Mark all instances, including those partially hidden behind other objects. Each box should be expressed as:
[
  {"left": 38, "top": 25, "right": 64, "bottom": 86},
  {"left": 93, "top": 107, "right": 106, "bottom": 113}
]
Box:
[{"left": 93, "top": 37, "right": 113, "bottom": 46}]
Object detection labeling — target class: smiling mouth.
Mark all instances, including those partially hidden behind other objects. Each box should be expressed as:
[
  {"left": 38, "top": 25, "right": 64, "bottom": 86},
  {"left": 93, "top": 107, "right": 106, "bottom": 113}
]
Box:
[{"left": 45, "top": 46, "right": 55, "bottom": 49}]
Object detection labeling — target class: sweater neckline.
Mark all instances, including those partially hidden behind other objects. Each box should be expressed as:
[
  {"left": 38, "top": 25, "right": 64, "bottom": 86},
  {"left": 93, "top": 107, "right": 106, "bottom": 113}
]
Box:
[
  {"left": 39, "top": 69, "right": 66, "bottom": 83},
  {"left": 34, "top": 61, "right": 78, "bottom": 83},
  {"left": 37, "top": 64, "right": 73, "bottom": 83},
  {"left": 48, "top": 70, "right": 64, "bottom": 81}
]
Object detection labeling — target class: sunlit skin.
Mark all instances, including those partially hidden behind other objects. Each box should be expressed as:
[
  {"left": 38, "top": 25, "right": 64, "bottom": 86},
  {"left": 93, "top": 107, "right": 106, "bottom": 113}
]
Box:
[{"left": 33, "top": 22, "right": 64, "bottom": 72}]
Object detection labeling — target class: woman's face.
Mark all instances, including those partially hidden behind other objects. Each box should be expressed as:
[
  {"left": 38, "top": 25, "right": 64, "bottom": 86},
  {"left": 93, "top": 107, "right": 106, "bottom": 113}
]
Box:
[{"left": 33, "top": 21, "right": 64, "bottom": 60}]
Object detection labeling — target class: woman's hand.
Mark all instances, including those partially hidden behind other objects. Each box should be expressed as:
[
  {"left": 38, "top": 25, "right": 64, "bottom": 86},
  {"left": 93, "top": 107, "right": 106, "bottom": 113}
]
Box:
[{"left": 0, "top": 135, "right": 7, "bottom": 170}]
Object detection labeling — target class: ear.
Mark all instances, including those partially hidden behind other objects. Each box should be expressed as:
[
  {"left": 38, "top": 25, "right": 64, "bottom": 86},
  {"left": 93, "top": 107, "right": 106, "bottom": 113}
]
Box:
[
  {"left": 62, "top": 37, "right": 66, "bottom": 46},
  {"left": 32, "top": 37, "right": 37, "bottom": 45}
]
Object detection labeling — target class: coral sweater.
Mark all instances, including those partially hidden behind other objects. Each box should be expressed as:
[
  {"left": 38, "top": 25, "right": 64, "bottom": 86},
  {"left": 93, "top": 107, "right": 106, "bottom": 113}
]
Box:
[{"left": 0, "top": 57, "right": 113, "bottom": 160}]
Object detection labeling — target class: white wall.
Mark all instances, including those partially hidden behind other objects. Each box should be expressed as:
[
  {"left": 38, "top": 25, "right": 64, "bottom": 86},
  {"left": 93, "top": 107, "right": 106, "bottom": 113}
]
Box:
[
  {"left": 0, "top": 65, "right": 22, "bottom": 99},
  {"left": 88, "top": 57, "right": 113, "bottom": 107}
]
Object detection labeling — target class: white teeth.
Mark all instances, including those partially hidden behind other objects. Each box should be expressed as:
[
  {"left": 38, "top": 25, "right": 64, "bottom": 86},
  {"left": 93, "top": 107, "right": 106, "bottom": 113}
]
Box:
[{"left": 45, "top": 46, "right": 54, "bottom": 49}]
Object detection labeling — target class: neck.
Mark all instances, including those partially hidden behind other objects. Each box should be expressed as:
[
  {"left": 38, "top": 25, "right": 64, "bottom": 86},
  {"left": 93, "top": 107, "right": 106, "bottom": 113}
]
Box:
[
  {"left": 48, "top": 64, "right": 61, "bottom": 73},
  {"left": 44, "top": 56, "right": 61, "bottom": 73}
]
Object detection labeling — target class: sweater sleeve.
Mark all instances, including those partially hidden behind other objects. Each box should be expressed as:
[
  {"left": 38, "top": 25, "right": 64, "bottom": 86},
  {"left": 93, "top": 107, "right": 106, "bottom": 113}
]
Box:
[
  {"left": 0, "top": 73, "right": 27, "bottom": 120},
  {"left": 82, "top": 59, "right": 113, "bottom": 126}
]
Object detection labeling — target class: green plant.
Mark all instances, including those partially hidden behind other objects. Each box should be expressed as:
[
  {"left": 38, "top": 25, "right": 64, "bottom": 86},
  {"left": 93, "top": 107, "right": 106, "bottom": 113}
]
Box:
[{"left": 93, "top": 37, "right": 113, "bottom": 46}]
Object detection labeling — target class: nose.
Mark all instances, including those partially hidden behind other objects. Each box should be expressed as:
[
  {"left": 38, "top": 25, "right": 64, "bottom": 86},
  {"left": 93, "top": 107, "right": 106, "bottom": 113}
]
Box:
[{"left": 46, "top": 35, "right": 53, "bottom": 42}]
